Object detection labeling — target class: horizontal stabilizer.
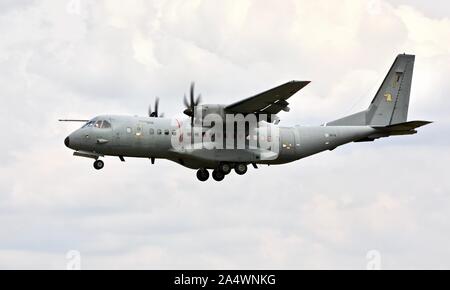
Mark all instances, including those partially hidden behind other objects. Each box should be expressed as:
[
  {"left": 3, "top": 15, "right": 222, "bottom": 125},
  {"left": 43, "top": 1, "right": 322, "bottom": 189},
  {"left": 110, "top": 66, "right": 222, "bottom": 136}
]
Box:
[
  {"left": 372, "top": 120, "right": 432, "bottom": 132},
  {"left": 365, "top": 120, "right": 432, "bottom": 140}
]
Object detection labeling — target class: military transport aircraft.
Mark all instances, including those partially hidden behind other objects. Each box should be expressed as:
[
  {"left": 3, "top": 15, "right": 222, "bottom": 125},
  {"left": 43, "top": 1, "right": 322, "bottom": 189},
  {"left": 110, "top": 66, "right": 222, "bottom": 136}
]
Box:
[{"left": 61, "top": 54, "right": 431, "bottom": 181}]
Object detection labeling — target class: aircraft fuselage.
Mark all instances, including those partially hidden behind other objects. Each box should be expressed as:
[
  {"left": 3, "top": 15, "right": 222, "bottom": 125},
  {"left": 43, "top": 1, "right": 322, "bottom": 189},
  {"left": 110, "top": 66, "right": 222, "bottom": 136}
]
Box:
[{"left": 65, "top": 115, "right": 376, "bottom": 169}]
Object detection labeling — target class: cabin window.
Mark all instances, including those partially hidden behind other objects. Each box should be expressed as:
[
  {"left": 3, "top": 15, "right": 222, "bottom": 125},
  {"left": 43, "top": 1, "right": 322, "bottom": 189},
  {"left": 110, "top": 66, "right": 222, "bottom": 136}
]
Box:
[
  {"left": 149, "top": 128, "right": 155, "bottom": 135},
  {"left": 164, "top": 129, "right": 170, "bottom": 135},
  {"left": 136, "top": 127, "right": 142, "bottom": 136},
  {"left": 172, "top": 130, "right": 177, "bottom": 136},
  {"left": 157, "top": 129, "right": 162, "bottom": 135}
]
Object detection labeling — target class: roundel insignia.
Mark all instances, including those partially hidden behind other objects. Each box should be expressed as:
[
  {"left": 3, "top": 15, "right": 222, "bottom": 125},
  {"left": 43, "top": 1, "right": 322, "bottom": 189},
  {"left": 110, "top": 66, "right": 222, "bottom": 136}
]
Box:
[{"left": 384, "top": 93, "right": 393, "bottom": 102}]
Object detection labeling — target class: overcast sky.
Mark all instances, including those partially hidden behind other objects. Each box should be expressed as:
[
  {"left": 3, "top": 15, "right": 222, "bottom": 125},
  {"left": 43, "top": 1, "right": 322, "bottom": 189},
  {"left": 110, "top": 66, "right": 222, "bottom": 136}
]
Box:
[{"left": 0, "top": 0, "right": 449, "bottom": 269}]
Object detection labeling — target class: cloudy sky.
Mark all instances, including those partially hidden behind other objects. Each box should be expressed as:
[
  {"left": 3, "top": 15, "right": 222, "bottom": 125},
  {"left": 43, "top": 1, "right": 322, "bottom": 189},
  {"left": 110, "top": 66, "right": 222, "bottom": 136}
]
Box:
[{"left": 0, "top": 0, "right": 449, "bottom": 269}]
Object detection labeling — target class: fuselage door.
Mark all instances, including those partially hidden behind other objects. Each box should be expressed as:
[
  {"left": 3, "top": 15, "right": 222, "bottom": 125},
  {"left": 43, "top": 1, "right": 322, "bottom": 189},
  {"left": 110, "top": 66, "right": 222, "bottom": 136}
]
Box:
[
  {"left": 94, "top": 118, "right": 113, "bottom": 150},
  {"left": 280, "top": 128, "right": 296, "bottom": 158},
  {"left": 111, "top": 120, "right": 134, "bottom": 150}
]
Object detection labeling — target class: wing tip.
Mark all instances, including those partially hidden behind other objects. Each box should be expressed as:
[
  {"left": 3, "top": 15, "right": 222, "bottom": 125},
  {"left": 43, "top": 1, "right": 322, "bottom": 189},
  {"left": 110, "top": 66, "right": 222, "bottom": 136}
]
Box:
[
  {"left": 290, "top": 80, "right": 311, "bottom": 83},
  {"left": 290, "top": 80, "right": 311, "bottom": 88}
]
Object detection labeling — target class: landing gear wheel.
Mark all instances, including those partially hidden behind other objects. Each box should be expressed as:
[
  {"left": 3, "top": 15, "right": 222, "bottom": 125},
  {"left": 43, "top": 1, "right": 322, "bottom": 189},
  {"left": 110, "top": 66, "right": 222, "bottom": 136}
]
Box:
[
  {"left": 219, "top": 163, "right": 231, "bottom": 175},
  {"left": 196, "top": 168, "right": 209, "bottom": 182},
  {"left": 212, "top": 170, "right": 225, "bottom": 182},
  {"left": 234, "top": 163, "right": 247, "bottom": 175},
  {"left": 93, "top": 160, "right": 104, "bottom": 170}
]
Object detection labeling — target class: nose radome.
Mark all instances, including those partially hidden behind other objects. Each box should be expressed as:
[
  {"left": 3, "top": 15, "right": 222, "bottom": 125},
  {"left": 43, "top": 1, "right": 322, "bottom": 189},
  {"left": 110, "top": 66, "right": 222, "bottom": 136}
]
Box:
[{"left": 64, "top": 136, "right": 70, "bottom": 148}]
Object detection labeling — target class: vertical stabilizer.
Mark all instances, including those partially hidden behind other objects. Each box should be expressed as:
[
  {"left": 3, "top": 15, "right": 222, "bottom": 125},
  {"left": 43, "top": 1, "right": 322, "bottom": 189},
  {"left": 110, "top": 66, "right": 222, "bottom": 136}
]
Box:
[
  {"left": 367, "top": 54, "right": 415, "bottom": 126},
  {"left": 328, "top": 54, "right": 415, "bottom": 126}
]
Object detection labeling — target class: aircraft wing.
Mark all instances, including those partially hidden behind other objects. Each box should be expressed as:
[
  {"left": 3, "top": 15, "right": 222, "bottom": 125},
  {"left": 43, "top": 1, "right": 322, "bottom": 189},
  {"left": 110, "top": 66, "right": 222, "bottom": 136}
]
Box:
[{"left": 225, "top": 81, "right": 310, "bottom": 115}]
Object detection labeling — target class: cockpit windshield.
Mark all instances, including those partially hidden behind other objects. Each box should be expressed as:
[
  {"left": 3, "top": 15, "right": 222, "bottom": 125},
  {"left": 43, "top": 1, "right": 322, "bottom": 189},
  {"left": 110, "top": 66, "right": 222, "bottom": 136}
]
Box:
[
  {"left": 82, "top": 121, "right": 93, "bottom": 128},
  {"left": 82, "top": 119, "right": 111, "bottom": 129}
]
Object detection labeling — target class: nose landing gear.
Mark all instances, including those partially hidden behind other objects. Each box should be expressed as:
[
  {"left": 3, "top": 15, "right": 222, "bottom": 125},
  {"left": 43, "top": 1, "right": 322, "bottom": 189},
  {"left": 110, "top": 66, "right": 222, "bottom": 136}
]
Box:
[{"left": 93, "top": 159, "right": 104, "bottom": 170}]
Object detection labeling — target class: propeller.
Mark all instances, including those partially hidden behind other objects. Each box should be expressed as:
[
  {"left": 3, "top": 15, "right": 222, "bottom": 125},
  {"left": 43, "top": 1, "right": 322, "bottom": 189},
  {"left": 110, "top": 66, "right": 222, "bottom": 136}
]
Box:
[
  {"left": 183, "top": 82, "right": 202, "bottom": 126},
  {"left": 149, "top": 97, "right": 164, "bottom": 118}
]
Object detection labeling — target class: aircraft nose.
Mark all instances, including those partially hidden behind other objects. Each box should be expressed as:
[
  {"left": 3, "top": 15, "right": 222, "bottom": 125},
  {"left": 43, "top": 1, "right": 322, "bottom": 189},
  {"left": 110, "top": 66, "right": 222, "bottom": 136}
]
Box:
[{"left": 64, "top": 136, "right": 70, "bottom": 148}]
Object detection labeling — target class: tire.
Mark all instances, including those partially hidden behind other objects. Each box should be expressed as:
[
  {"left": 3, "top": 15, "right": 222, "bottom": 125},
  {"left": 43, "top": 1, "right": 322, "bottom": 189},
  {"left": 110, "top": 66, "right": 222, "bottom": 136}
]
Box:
[
  {"left": 212, "top": 170, "right": 225, "bottom": 181},
  {"left": 196, "top": 169, "right": 209, "bottom": 182},
  {"left": 234, "top": 163, "right": 247, "bottom": 175},
  {"left": 93, "top": 160, "right": 104, "bottom": 170},
  {"left": 219, "top": 163, "right": 231, "bottom": 175}
]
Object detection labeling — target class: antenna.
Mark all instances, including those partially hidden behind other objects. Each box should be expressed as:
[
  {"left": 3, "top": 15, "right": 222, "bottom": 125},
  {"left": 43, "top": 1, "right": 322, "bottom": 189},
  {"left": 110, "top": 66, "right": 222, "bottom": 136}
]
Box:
[{"left": 58, "top": 119, "right": 89, "bottom": 122}]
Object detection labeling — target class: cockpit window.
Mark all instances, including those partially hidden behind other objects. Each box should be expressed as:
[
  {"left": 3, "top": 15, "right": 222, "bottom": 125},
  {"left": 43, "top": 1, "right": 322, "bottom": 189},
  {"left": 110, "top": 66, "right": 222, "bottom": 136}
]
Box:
[
  {"left": 82, "top": 121, "right": 95, "bottom": 128},
  {"left": 81, "top": 119, "right": 111, "bottom": 129},
  {"left": 82, "top": 119, "right": 112, "bottom": 129},
  {"left": 101, "top": 120, "right": 111, "bottom": 128}
]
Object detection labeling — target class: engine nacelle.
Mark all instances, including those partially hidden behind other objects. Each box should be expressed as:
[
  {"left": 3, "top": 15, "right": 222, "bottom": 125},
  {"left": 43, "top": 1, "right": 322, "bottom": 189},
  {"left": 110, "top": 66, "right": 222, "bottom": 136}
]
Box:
[{"left": 194, "top": 104, "right": 226, "bottom": 124}]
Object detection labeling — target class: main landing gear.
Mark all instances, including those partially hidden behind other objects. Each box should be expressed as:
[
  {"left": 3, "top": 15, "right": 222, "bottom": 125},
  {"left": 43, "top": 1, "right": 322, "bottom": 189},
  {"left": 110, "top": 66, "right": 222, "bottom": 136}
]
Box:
[
  {"left": 218, "top": 163, "right": 232, "bottom": 175},
  {"left": 234, "top": 163, "right": 247, "bottom": 175},
  {"left": 212, "top": 169, "right": 225, "bottom": 181},
  {"left": 196, "top": 163, "right": 249, "bottom": 182},
  {"left": 196, "top": 168, "right": 209, "bottom": 182},
  {"left": 93, "top": 159, "right": 104, "bottom": 170}
]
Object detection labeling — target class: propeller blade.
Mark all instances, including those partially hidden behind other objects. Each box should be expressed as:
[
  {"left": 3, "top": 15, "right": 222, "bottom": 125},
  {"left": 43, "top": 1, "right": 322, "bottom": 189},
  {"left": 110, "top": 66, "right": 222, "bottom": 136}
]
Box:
[
  {"left": 154, "top": 97, "right": 159, "bottom": 117},
  {"left": 195, "top": 94, "right": 202, "bottom": 106},
  {"left": 190, "top": 82, "right": 195, "bottom": 111},
  {"left": 183, "top": 94, "right": 189, "bottom": 108},
  {"left": 149, "top": 97, "right": 162, "bottom": 118},
  {"left": 182, "top": 82, "right": 202, "bottom": 122}
]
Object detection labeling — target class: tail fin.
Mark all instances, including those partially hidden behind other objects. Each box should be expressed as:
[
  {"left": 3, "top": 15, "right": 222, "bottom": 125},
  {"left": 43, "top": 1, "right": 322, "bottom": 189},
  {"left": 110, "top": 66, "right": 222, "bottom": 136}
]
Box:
[
  {"left": 328, "top": 54, "right": 415, "bottom": 126},
  {"left": 367, "top": 54, "right": 414, "bottom": 125}
]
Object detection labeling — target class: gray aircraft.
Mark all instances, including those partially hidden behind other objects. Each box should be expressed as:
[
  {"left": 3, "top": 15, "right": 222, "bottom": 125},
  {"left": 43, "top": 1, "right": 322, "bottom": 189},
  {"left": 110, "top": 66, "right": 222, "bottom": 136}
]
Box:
[{"left": 62, "top": 54, "right": 431, "bottom": 181}]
